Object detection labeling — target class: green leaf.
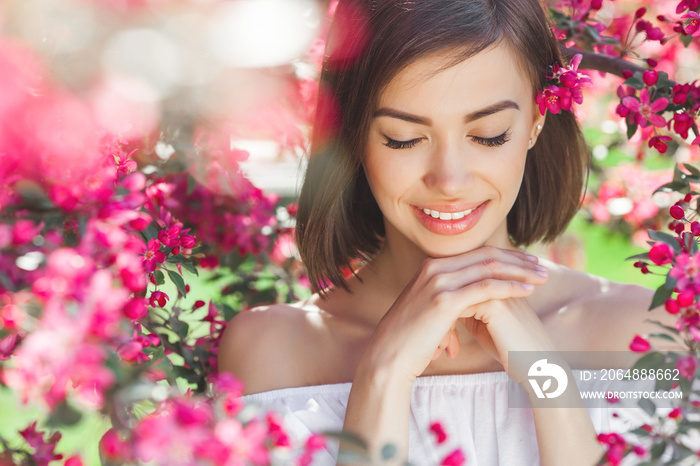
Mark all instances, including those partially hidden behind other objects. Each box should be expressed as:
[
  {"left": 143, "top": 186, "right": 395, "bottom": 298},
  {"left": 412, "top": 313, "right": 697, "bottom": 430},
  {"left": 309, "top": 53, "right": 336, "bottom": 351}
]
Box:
[
  {"left": 623, "top": 76, "right": 644, "bottom": 90},
  {"left": 682, "top": 163, "right": 700, "bottom": 178},
  {"left": 647, "top": 332, "right": 678, "bottom": 343},
  {"left": 166, "top": 269, "right": 187, "bottom": 298},
  {"left": 638, "top": 397, "right": 656, "bottom": 417},
  {"left": 46, "top": 401, "right": 83, "bottom": 427},
  {"left": 626, "top": 121, "right": 638, "bottom": 140},
  {"left": 645, "top": 319, "right": 680, "bottom": 335},
  {"left": 155, "top": 269, "right": 165, "bottom": 286},
  {"left": 186, "top": 174, "right": 197, "bottom": 196},
  {"left": 650, "top": 440, "right": 666, "bottom": 459},
  {"left": 648, "top": 230, "right": 679, "bottom": 250},
  {"left": 625, "top": 252, "right": 649, "bottom": 261},
  {"left": 654, "top": 181, "right": 689, "bottom": 195},
  {"left": 633, "top": 351, "right": 665, "bottom": 371},
  {"left": 650, "top": 285, "right": 673, "bottom": 310},
  {"left": 680, "top": 33, "right": 693, "bottom": 48}
]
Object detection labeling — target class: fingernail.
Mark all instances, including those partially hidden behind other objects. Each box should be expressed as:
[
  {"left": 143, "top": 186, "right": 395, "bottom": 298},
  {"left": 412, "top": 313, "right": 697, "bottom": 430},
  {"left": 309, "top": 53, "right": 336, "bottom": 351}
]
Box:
[
  {"left": 524, "top": 254, "right": 539, "bottom": 263},
  {"left": 535, "top": 265, "right": 548, "bottom": 277},
  {"left": 521, "top": 282, "right": 535, "bottom": 290}
]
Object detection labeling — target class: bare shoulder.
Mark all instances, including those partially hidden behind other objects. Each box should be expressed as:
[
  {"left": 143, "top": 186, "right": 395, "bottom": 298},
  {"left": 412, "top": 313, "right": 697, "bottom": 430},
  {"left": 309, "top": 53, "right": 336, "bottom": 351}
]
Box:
[
  {"left": 563, "top": 266, "right": 684, "bottom": 352},
  {"left": 217, "top": 300, "right": 317, "bottom": 395}
]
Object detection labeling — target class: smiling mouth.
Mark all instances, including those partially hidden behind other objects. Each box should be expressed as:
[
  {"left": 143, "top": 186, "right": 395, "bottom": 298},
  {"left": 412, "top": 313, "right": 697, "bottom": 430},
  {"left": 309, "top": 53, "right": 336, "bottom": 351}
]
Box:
[{"left": 420, "top": 207, "right": 475, "bottom": 220}]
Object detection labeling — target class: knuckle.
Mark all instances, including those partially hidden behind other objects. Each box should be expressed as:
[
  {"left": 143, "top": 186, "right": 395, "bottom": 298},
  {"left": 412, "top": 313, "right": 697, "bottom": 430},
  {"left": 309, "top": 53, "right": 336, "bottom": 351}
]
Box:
[
  {"left": 478, "top": 278, "right": 494, "bottom": 291},
  {"left": 431, "top": 291, "right": 449, "bottom": 309},
  {"left": 421, "top": 257, "right": 441, "bottom": 276},
  {"left": 480, "top": 258, "right": 501, "bottom": 274},
  {"left": 428, "top": 272, "right": 449, "bottom": 291}
]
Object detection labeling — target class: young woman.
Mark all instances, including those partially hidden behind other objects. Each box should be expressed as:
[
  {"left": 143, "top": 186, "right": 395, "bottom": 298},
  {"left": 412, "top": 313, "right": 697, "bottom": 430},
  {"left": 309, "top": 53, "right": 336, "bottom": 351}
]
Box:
[{"left": 219, "top": 0, "right": 679, "bottom": 464}]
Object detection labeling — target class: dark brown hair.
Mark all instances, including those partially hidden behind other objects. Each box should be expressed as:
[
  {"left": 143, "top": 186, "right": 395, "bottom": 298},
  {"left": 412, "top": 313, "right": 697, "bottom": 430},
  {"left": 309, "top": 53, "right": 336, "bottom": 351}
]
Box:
[{"left": 296, "top": 0, "right": 591, "bottom": 297}]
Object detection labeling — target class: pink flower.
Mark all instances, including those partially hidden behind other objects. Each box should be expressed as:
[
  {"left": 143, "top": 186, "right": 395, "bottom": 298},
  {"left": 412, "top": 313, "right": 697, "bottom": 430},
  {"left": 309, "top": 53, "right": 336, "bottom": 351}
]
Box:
[
  {"left": 148, "top": 290, "right": 169, "bottom": 308},
  {"left": 123, "top": 297, "right": 148, "bottom": 320},
  {"left": 668, "top": 407, "right": 683, "bottom": 419},
  {"left": 670, "top": 251, "right": 700, "bottom": 291},
  {"left": 676, "top": 355, "right": 698, "bottom": 379},
  {"left": 621, "top": 88, "right": 668, "bottom": 128},
  {"left": 681, "top": 12, "right": 700, "bottom": 37},
  {"left": 100, "top": 428, "right": 131, "bottom": 462},
  {"left": 648, "top": 242, "right": 674, "bottom": 265},
  {"left": 648, "top": 135, "right": 672, "bottom": 154},
  {"left": 672, "top": 112, "right": 694, "bottom": 139},
  {"left": 142, "top": 238, "right": 165, "bottom": 273},
  {"left": 677, "top": 290, "right": 695, "bottom": 307},
  {"left": 0, "top": 333, "right": 22, "bottom": 360},
  {"left": 629, "top": 335, "right": 651, "bottom": 352},
  {"left": 158, "top": 225, "right": 181, "bottom": 248},
  {"left": 19, "top": 422, "right": 63, "bottom": 466}
]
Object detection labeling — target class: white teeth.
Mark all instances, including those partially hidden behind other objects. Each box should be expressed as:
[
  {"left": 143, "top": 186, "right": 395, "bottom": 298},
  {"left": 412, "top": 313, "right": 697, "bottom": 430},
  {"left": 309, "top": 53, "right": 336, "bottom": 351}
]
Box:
[{"left": 422, "top": 207, "right": 474, "bottom": 220}]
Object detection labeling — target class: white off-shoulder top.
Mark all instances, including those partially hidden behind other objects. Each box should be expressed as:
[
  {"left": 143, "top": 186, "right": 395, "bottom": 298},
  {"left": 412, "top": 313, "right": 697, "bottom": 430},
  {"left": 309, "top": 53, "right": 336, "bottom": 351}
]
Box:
[{"left": 241, "top": 370, "right": 654, "bottom": 466}]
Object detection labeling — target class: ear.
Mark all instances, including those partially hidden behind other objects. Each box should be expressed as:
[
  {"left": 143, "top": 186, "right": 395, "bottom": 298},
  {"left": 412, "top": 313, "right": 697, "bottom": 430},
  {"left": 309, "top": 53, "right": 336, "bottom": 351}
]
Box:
[{"left": 528, "top": 108, "right": 547, "bottom": 150}]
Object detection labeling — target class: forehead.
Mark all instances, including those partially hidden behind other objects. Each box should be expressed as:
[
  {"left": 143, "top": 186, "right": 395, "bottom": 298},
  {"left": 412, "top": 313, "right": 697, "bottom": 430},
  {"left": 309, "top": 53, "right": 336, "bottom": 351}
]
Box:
[{"left": 376, "top": 43, "right": 532, "bottom": 110}]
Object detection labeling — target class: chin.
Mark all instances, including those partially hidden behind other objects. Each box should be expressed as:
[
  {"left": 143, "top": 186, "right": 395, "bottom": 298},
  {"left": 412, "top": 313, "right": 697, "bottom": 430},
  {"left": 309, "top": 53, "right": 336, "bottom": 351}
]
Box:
[{"left": 419, "top": 238, "right": 487, "bottom": 258}]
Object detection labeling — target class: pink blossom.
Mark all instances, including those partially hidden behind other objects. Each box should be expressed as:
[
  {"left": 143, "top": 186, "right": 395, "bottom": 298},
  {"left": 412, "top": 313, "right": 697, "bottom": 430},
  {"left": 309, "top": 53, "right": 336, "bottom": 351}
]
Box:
[
  {"left": 19, "top": 422, "right": 63, "bottom": 466},
  {"left": 158, "top": 225, "right": 181, "bottom": 248},
  {"left": 100, "top": 428, "right": 132, "bottom": 462},
  {"left": 677, "top": 355, "right": 698, "bottom": 379},
  {"left": 621, "top": 88, "right": 668, "bottom": 128},
  {"left": 648, "top": 135, "right": 672, "bottom": 154},
  {"left": 648, "top": 242, "right": 674, "bottom": 265},
  {"left": 670, "top": 251, "right": 700, "bottom": 291},
  {"left": 142, "top": 238, "right": 165, "bottom": 273},
  {"left": 629, "top": 335, "right": 651, "bottom": 352},
  {"left": 681, "top": 12, "right": 700, "bottom": 37},
  {"left": 148, "top": 290, "right": 169, "bottom": 308}
]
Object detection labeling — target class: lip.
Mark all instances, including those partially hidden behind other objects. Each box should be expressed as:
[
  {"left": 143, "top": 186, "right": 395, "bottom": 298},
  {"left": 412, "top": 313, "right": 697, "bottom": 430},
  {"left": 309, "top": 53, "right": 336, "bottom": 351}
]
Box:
[{"left": 413, "top": 201, "right": 488, "bottom": 236}]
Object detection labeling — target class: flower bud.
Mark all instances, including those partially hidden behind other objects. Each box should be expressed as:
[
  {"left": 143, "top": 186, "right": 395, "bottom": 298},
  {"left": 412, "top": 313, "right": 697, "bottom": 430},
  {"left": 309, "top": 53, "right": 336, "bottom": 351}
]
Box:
[
  {"left": 646, "top": 58, "right": 658, "bottom": 67},
  {"left": 677, "top": 290, "right": 695, "bottom": 308},
  {"left": 691, "top": 222, "right": 700, "bottom": 236},
  {"left": 670, "top": 205, "right": 685, "bottom": 220},
  {"left": 642, "top": 70, "right": 658, "bottom": 86},
  {"left": 664, "top": 298, "right": 680, "bottom": 314},
  {"left": 635, "top": 7, "right": 647, "bottom": 18},
  {"left": 622, "top": 70, "right": 633, "bottom": 79}
]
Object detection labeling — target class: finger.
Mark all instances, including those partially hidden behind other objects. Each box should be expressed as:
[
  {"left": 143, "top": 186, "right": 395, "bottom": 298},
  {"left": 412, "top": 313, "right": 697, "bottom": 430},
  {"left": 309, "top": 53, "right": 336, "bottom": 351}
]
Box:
[
  {"left": 429, "top": 258, "right": 548, "bottom": 296},
  {"left": 450, "top": 279, "right": 539, "bottom": 319},
  {"left": 446, "top": 327, "right": 460, "bottom": 359},
  {"left": 432, "top": 347, "right": 442, "bottom": 361}
]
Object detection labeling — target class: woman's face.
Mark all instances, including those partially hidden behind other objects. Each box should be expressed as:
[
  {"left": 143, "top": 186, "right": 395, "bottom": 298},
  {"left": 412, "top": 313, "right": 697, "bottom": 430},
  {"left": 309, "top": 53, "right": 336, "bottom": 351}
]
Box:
[{"left": 363, "top": 42, "right": 546, "bottom": 257}]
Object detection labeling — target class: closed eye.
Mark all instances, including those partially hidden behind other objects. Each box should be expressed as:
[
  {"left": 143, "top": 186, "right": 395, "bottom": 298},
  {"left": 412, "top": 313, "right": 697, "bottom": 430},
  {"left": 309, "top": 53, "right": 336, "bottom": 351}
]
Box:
[
  {"left": 472, "top": 130, "right": 511, "bottom": 147},
  {"left": 382, "top": 135, "right": 423, "bottom": 149}
]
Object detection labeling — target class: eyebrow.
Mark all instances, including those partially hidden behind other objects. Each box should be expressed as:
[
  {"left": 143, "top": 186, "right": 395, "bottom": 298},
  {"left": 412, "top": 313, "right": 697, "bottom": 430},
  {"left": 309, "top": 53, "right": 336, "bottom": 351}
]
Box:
[{"left": 373, "top": 99, "right": 520, "bottom": 125}]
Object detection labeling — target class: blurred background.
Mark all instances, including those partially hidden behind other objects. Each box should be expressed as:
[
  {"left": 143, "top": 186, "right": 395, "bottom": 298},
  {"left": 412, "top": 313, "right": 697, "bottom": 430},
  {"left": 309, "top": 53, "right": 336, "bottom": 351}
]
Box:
[{"left": 1, "top": 0, "right": 699, "bottom": 463}]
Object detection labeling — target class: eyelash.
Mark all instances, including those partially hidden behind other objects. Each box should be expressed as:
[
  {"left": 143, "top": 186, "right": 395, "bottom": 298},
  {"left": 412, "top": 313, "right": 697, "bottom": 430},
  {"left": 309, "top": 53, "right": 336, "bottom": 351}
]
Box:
[{"left": 382, "top": 130, "right": 511, "bottom": 149}]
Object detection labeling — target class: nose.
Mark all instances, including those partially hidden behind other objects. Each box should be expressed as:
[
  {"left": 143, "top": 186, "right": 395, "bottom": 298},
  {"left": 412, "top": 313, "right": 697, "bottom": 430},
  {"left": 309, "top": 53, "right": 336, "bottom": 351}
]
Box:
[{"left": 422, "top": 139, "right": 474, "bottom": 198}]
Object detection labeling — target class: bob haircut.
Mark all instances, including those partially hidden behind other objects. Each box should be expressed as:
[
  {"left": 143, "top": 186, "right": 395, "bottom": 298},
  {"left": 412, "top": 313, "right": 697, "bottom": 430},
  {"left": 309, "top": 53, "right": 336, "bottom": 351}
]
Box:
[{"left": 296, "top": 0, "right": 591, "bottom": 297}]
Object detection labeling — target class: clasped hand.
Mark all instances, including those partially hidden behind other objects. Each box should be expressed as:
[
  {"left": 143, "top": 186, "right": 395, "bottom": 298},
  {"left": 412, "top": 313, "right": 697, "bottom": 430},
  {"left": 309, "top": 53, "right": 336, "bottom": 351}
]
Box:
[{"left": 362, "top": 246, "right": 558, "bottom": 386}]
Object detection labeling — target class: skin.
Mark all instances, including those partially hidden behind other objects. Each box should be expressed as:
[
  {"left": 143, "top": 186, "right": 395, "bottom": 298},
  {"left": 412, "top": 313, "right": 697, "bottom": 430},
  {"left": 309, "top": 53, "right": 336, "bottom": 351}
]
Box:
[{"left": 218, "top": 42, "right": 685, "bottom": 465}]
